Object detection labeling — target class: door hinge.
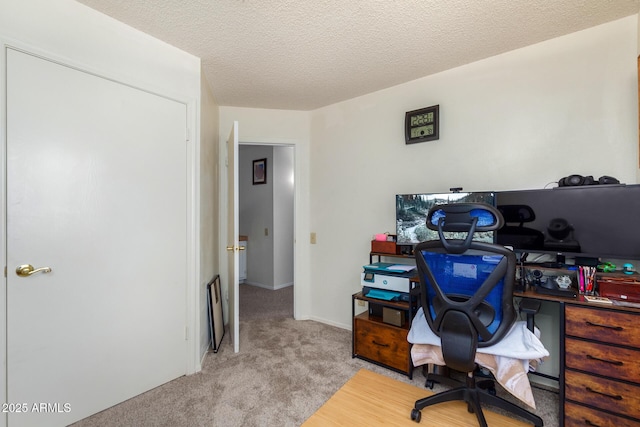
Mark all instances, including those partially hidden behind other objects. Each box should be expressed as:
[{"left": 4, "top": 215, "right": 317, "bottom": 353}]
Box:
[{"left": 3, "top": 266, "right": 6, "bottom": 278}]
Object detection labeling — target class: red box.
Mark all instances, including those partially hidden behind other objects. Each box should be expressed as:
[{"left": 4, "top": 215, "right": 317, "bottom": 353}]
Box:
[
  {"left": 371, "top": 239, "right": 400, "bottom": 255},
  {"left": 598, "top": 275, "right": 640, "bottom": 303}
]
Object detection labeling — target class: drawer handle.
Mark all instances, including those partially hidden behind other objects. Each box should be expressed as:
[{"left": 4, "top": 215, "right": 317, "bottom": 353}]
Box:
[
  {"left": 585, "top": 321, "right": 623, "bottom": 331},
  {"left": 584, "top": 420, "right": 601, "bottom": 427},
  {"left": 585, "top": 386, "right": 623, "bottom": 401},
  {"left": 372, "top": 340, "right": 390, "bottom": 348},
  {"left": 586, "top": 354, "right": 623, "bottom": 366}
]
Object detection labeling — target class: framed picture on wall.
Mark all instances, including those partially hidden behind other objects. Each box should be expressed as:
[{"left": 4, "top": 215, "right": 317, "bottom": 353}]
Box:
[{"left": 253, "top": 158, "right": 267, "bottom": 185}]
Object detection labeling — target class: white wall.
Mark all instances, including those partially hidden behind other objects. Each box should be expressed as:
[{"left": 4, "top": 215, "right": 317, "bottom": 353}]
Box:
[
  {"left": 0, "top": 0, "right": 200, "bottom": 100},
  {"left": 273, "top": 146, "right": 295, "bottom": 288},
  {"left": 309, "top": 16, "right": 639, "bottom": 328},
  {"left": 219, "top": 107, "right": 312, "bottom": 320},
  {"left": 200, "top": 72, "right": 220, "bottom": 358}
]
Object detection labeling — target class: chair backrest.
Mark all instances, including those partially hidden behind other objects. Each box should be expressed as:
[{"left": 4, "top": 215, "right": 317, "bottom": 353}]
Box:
[{"left": 415, "top": 203, "right": 516, "bottom": 371}]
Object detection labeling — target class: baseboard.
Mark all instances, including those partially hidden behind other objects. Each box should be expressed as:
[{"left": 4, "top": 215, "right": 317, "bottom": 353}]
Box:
[
  {"left": 242, "top": 280, "right": 270, "bottom": 289},
  {"left": 196, "top": 336, "right": 211, "bottom": 373},
  {"left": 200, "top": 341, "right": 210, "bottom": 357},
  {"left": 243, "top": 281, "right": 293, "bottom": 291},
  {"left": 199, "top": 344, "right": 209, "bottom": 370},
  {"left": 308, "top": 315, "right": 351, "bottom": 331},
  {"left": 294, "top": 314, "right": 311, "bottom": 321}
]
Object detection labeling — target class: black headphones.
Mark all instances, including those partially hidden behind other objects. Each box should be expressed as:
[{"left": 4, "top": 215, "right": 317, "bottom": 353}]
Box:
[
  {"left": 558, "top": 174, "right": 594, "bottom": 186},
  {"left": 558, "top": 174, "right": 619, "bottom": 187},
  {"left": 598, "top": 175, "right": 620, "bottom": 185}
]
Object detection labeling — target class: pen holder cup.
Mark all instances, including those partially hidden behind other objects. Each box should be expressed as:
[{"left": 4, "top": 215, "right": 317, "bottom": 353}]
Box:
[{"left": 578, "top": 266, "right": 597, "bottom": 295}]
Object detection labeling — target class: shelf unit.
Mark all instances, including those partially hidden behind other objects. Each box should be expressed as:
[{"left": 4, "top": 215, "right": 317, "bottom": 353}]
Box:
[
  {"left": 369, "top": 251, "right": 414, "bottom": 264},
  {"left": 352, "top": 285, "right": 419, "bottom": 378},
  {"left": 353, "top": 247, "right": 420, "bottom": 378}
]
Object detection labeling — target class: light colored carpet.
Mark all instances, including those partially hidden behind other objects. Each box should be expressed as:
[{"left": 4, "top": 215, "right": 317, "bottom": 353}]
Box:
[{"left": 73, "top": 284, "right": 558, "bottom": 426}]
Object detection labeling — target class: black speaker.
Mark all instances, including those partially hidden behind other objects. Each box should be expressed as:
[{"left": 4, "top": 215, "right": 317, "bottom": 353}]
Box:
[{"left": 558, "top": 174, "right": 594, "bottom": 187}]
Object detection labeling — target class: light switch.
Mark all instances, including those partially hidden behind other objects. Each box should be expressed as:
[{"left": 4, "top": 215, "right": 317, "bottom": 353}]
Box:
[
  {"left": 265, "top": 228, "right": 269, "bottom": 236},
  {"left": 310, "top": 232, "right": 317, "bottom": 244}
]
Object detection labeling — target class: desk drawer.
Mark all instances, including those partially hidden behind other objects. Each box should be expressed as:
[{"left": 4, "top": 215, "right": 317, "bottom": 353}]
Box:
[
  {"left": 565, "top": 401, "right": 639, "bottom": 427},
  {"left": 565, "top": 305, "right": 640, "bottom": 347},
  {"left": 565, "top": 338, "right": 640, "bottom": 381},
  {"left": 565, "top": 370, "right": 640, "bottom": 419},
  {"left": 354, "top": 316, "right": 409, "bottom": 373}
]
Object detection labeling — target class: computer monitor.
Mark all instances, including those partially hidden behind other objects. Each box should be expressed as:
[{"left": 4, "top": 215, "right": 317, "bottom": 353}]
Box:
[
  {"left": 495, "top": 184, "right": 640, "bottom": 261},
  {"left": 396, "top": 192, "right": 496, "bottom": 245}
]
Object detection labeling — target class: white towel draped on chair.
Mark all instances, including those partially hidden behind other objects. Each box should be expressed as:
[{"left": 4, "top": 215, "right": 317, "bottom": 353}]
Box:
[{"left": 407, "top": 307, "right": 549, "bottom": 409}]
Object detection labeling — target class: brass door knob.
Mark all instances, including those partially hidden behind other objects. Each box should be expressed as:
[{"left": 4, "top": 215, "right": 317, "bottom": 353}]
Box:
[{"left": 16, "top": 264, "right": 52, "bottom": 277}]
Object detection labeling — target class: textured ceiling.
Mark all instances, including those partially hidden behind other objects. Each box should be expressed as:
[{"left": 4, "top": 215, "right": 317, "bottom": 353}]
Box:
[{"left": 75, "top": 0, "right": 639, "bottom": 110}]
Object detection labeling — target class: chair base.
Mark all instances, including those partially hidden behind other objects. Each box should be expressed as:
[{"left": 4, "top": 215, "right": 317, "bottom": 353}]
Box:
[
  {"left": 425, "top": 367, "right": 497, "bottom": 396},
  {"left": 411, "top": 376, "right": 543, "bottom": 427}
]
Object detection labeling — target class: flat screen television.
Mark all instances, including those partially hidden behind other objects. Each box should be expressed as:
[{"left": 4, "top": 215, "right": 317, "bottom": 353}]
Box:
[
  {"left": 495, "top": 184, "right": 640, "bottom": 261},
  {"left": 396, "top": 192, "right": 496, "bottom": 244}
]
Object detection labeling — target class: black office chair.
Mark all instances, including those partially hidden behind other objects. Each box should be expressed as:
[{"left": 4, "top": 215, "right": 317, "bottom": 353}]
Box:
[{"left": 410, "top": 203, "right": 543, "bottom": 427}]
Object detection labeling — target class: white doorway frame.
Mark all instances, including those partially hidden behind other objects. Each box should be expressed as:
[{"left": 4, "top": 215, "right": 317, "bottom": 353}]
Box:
[
  {"left": 219, "top": 138, "right": 300, "bottom": 326},
  {"left": 238, "top": 142, "right": 295, "bottom": 295},
  {"left": 240, "top": 140, "right": 297, "bottom": 318}
]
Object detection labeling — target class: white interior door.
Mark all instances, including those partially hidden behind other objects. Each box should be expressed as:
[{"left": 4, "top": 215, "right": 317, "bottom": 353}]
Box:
[
  {"left": 226, "top": 122, "right": 240, "bottom": 353},
  {"left": 6, "top": 48, "right": 188, "bottom": 426}
]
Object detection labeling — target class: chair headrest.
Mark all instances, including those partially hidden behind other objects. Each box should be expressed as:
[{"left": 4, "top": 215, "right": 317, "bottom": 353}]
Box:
[
  {"left": 426, "top": 203, "right": 504, "bottom": 253},
  {"left": 427, "top": 203, "right": 504, "bottom": 232}
]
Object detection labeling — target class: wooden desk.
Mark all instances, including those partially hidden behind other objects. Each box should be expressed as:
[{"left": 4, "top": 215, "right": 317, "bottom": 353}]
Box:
[
  {"left": 302, "top": 369, "right": 530, "bottom": 427},
  {"left": 517, "top": 290, "right": 640, "bottom": 426},
  {"left": 516, "top": 289, "right": 640, "bottom": 312}
]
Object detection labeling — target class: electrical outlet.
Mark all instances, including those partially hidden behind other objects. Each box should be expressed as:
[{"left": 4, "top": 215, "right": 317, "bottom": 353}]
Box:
[{"left": 310, "top": 232, "right": 317, "bottom": 244}]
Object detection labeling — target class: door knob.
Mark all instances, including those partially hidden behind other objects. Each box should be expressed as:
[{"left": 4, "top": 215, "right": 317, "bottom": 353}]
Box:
[{"left": 16, "top": 264, "right": 52, "bottom": 277}]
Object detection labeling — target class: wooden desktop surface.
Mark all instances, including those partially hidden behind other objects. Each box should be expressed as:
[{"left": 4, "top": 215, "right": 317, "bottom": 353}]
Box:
[
  {"left": 302, "top": 369, "right": 530, "bottom": 427},
  {"left": 515, "top": 289, "right": 640, "bottom": 313}
]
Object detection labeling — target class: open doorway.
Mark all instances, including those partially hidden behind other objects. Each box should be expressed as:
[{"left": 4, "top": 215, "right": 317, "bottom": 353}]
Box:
[{"left": 238, "top": 144, "right": 294, "bottom": 320}]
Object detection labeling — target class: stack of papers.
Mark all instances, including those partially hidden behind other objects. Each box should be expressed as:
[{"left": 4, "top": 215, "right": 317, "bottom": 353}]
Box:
[
  {"left": 386, "top": 264, "right": 416, "bottom": 272},
  {"left": 364, "top": 263, "right": 416, "bottom": 273}
]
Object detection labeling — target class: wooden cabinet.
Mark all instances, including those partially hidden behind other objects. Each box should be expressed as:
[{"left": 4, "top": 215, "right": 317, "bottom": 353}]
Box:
[
  {"left": 352, "top": 291, "right": 417, "bottom": 378},
  {"left": 354, "top": 314, "right": 409, "bottom": 372},
  {"left": 565, "top": 401, "right": 638, "bottom": 427},
  {"left": 564, "top": 305, "right": 640, "bottom": 425}
]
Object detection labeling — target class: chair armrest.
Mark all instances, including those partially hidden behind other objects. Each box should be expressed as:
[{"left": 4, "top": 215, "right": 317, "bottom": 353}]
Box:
[{"left": 519, "top": 298, "right": 541, "bottom": 332}]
